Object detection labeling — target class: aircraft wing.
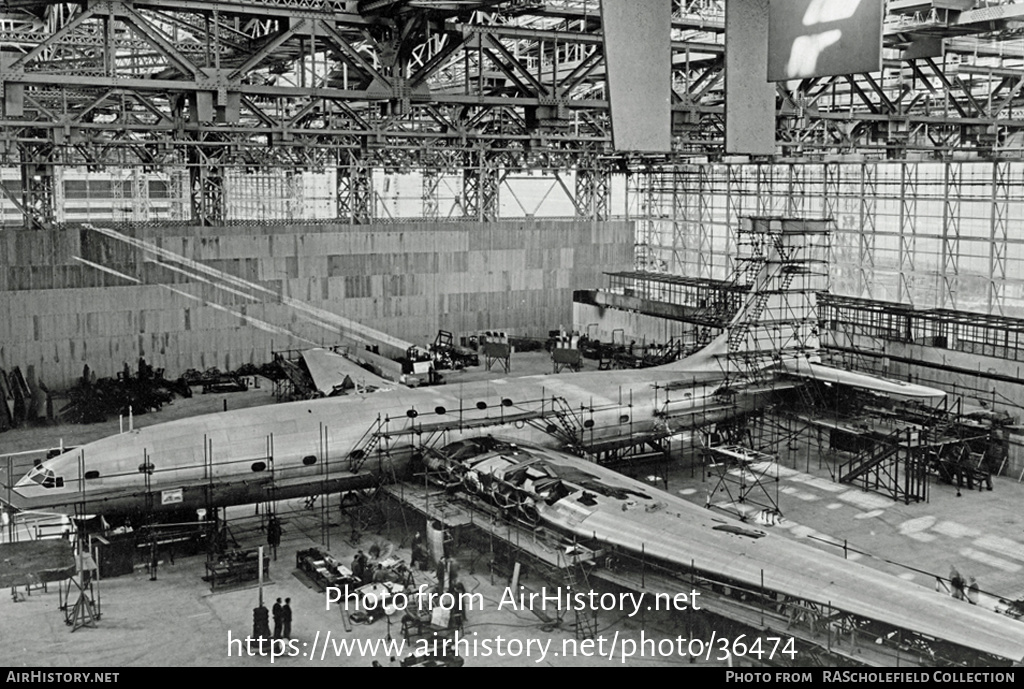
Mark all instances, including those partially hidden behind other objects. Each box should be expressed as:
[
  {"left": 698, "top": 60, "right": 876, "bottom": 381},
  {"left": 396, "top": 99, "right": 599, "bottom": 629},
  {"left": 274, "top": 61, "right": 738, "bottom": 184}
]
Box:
[
  {"left": 301, "top": 348, "right": 393, "bottom": 394},
  {"left": 780, "top": 359, "right": 946, "bottom": 399},
  {"left": 535, "top": 454, "right": 1024, "bottom": 664}
]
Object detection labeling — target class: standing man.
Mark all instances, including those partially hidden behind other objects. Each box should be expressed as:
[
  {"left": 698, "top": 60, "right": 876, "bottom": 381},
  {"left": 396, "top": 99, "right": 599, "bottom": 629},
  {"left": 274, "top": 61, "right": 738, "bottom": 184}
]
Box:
[
  {"left": 282, "top": 597, "right": 293, "bottom": 639},
  {"left": 949, "top": 566, "right": 966, "bottom": 600},
  {"left": 267, "top": 516, "right": 282, "bottom": 561},
  {"left": 352, "top": 550, "right": 367, "bottom": 582},
  {"left": 410, "top": 533, "right": 427, "bottom": 571},
  {"left": 272, "top": 597, "right": 283, "bottom": 639},
  {"left": 967, "top": 577, "right": 980, "bottom": 605}
]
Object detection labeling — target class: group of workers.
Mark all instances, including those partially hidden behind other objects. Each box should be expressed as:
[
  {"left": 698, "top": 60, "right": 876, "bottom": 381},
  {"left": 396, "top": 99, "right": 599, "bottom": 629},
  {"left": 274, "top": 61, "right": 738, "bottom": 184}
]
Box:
[
  {"left": 272, "top": 597, "right": 293, "bottom": 638},
  {"left": 350, "top": 548, "right": 412, "bottom": 586},
  {"left": 252, "top": 597, "right": 293, "bottom": 641},
  {"left": 251, "top": 528, "right": 454, "bottom": 643},
  {"left": 349, "top": 532, "right": 433, "bottom": 586},
  {"left": 947, "top": 566, "right": 981, "bottom": 604}
]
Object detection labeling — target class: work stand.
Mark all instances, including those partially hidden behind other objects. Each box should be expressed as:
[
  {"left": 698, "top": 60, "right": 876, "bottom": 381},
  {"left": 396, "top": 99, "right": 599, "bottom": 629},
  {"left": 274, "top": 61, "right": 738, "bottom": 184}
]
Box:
[
  {"left": 704, "top": 444, "right": 782, "bottom": 523},
  {"left": 59, "top": 574, "right": 99, "bottom": 632},
  {"left": 482, "top": 342, "right": 511, "bottom": 373}
]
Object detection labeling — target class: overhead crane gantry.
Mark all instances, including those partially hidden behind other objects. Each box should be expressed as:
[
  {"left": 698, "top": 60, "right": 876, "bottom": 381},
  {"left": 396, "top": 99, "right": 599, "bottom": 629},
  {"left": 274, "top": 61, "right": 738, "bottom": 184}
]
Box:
[{"left": 5, "top": 1, "right": 1024, "bottom": 228}]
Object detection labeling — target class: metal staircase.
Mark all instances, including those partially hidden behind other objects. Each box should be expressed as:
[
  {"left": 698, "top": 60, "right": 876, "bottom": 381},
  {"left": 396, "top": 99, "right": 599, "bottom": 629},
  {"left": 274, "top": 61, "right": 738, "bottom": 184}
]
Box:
[
  {"left": 726, "top": 270, "right": 799, "bottom": 354},
  {"left": 545, "top": 397, "right": 586, "bottom": 453},
  {"left": 838, "top": 429, "right": 903, "bottom": 485},
  {"left": 688, "top": 231, "right": 769, "bottom": 352},
  {"left": 347, "top": 415, "right": 388, "bottom": 474},
  {"left": 838, "top": 427, "right": 927, "bottom": 504}
]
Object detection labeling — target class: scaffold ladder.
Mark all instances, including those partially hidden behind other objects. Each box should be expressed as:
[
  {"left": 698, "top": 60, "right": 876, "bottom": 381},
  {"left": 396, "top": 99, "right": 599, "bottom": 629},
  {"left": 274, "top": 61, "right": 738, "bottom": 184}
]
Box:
[{"left": 560, "top": 548, "right": 596, "bottom": 640}]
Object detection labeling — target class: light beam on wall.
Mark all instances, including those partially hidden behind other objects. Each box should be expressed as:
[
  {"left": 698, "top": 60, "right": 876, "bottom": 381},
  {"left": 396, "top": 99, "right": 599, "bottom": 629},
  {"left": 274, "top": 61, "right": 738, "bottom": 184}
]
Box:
[{"left": 767, "top": 0, "right": 882, "bottom": 81}]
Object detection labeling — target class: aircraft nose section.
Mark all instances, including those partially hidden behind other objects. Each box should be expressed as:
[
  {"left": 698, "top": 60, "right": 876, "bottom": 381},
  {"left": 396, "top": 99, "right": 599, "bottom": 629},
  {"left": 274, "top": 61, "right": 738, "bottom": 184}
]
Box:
[{"left": 12, "top": 472, "right": 35, "bottom": 491}]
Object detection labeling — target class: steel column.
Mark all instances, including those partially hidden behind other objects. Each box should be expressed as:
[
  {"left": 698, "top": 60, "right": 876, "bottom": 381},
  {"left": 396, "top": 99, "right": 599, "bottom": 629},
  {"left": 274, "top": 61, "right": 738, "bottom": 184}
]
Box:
[
  {"left": 574, "top": 157, "right": 611, "bottom": 221},
  {"left": 18, "top": 145, "right": 57, "bottom": 230},
  {"left": 337, "top": 155, "right": 374, "bottom": 224},
  {"left": 462, "top": 149, "right": 500, "bottom": 222}
]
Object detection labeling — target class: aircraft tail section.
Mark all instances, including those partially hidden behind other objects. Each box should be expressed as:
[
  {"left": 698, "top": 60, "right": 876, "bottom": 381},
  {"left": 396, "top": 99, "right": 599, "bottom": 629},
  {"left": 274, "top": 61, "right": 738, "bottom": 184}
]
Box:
[{"left": 657, "top": 217, "right": 830, "bottom": 377}]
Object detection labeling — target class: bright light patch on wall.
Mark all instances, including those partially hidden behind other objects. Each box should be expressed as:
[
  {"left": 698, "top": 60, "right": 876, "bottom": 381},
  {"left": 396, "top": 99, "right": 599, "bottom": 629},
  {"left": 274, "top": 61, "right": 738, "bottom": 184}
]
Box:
[
  {"left": 786, "top": 30, "right": 842, "bottom": 79},
  {"left": 768, "top": 0, "right": 882, "bottom": 81},
  {"left": 802, "top": 0, "right": 861, "bottom": 25}
]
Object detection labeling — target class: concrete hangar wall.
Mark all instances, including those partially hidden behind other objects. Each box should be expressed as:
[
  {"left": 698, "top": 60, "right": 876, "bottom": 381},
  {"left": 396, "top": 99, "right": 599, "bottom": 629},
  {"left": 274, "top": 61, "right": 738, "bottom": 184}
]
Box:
[{"left": 0, "top": 219, "right": 633, "bottom": 389}]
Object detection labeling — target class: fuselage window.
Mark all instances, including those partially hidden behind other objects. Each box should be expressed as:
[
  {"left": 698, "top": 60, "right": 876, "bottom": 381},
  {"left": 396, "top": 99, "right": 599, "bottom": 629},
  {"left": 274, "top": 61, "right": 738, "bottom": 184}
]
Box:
[
  {"left": 84, "top": 470, "right": 100, "bottom": 480},
  {"left": 251, "top": 461, "right": 267, "bottom": 472},
  {"left": 302, "top": 455, "right": 317, "bottom": 466}
]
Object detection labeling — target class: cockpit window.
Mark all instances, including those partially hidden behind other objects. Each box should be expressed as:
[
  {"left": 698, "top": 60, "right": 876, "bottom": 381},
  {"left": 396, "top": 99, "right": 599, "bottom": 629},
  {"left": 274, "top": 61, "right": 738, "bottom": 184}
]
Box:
[{"left": 28, "top": 466, "right": 64, "bottom": 489}]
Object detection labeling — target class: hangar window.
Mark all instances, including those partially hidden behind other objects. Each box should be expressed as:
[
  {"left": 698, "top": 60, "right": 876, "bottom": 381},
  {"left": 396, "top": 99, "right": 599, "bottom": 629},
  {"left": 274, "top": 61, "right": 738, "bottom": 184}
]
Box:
[{"left": 302, "top": 455, "right": 317, "bottom": 466}]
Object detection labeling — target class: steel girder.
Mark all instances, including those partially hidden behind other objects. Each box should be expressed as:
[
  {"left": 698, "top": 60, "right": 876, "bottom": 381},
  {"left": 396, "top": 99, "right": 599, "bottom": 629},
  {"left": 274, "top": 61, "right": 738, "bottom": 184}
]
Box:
[
  {"left": 0, "top": 0, "right": 625, "bottom": 167},
  {"left": 5, "top": 1, "right": 1024, "bottom": 191}
]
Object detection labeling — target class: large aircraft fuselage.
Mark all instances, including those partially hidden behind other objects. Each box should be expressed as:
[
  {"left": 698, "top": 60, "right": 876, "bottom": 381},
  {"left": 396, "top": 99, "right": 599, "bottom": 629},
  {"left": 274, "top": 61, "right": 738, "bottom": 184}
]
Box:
[{"left": 3, "top": 366, "right": 740, "bottom": 518}]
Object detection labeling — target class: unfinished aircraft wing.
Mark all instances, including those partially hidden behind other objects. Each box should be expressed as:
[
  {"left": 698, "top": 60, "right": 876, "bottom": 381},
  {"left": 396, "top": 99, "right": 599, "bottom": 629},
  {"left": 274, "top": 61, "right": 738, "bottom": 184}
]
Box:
[
  {"left": 301, "top": 348, "right": 393, "bottom": 394},
  {"left": 433, "top": 440, "right": 1024, "bottom": 664},
  {"left": 780, "top": 359, "right": 946, "bottom": 399},
  {"left": 530, "top": 450, "right": 1024, "bottom": 664}
]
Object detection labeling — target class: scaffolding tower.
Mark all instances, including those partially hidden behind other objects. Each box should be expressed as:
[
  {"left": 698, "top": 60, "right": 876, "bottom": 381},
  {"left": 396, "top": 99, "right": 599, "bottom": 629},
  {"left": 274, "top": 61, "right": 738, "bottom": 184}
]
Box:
[{"left": 716, "top": 217, "right": 831, "bottom": 385}]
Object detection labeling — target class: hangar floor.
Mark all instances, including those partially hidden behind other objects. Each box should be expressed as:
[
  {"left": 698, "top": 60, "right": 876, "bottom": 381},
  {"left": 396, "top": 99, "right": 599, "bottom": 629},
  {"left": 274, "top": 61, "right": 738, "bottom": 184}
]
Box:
[
  {"left": 1, "top": 352, "right": 1022, "bottom": 667},
  {"left": 1, "top": 500, "right": 719, "bottom": 668}
]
